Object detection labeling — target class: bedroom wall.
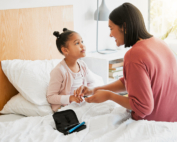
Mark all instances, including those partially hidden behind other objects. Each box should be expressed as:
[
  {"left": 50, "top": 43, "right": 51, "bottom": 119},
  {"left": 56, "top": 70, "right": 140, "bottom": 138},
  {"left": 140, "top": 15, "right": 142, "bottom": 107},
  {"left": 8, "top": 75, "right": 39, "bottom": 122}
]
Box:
[{"left": 0, "top": 0, "right": 149, "bottom": 52}]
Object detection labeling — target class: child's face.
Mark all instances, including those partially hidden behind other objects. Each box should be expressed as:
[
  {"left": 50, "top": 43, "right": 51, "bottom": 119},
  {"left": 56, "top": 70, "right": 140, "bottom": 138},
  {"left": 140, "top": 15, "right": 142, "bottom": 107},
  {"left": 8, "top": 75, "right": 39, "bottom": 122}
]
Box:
[{"left": 66, "top": 33, "right": 86, "bottom": 59}]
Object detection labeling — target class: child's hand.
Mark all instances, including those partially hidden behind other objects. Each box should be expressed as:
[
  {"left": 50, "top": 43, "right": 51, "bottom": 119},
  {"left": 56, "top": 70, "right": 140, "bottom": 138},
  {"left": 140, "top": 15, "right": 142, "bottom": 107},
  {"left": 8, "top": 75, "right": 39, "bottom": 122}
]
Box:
[
  {"left": 69, "top": 95, "right": 82, "bottom": 103},
  {"left": 74, "top": 85, "right": 94, "bottom": 98}
]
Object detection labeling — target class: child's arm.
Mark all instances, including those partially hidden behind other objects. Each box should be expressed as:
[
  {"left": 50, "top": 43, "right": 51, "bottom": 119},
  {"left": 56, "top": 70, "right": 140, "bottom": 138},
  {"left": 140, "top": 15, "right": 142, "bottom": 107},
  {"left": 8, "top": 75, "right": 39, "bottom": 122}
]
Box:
[
  {"left": 47, "top": 67, "right": 81, "bottom": 107},
  {"left": 46, "top": 67, "right": 70, "bottom": 105}
]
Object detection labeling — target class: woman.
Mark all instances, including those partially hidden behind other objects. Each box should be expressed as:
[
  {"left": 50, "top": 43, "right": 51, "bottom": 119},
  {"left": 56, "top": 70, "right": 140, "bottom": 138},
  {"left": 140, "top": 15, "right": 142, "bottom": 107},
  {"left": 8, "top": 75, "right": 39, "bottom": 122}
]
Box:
[{"left": 75, "top": 3, "right": 177, "bottom": 122}]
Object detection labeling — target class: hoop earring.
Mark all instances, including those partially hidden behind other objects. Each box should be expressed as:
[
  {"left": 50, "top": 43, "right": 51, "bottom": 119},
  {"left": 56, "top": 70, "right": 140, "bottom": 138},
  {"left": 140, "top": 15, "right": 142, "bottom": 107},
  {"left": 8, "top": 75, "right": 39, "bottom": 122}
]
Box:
[{"left": 125, "top": 31, "right": 126, "bottom": 34}]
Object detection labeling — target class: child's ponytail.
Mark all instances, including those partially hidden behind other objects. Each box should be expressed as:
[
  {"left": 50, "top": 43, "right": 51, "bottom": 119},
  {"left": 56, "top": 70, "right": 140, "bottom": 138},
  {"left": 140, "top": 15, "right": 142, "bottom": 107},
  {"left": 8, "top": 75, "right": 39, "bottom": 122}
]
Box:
[{"left": 53, "top": 31, "right": 61, "bottom": 38}]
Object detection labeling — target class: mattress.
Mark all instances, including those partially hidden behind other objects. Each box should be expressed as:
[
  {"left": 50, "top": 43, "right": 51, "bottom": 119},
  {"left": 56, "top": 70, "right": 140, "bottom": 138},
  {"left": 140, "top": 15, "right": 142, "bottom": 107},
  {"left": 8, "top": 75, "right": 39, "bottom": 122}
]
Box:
[{"left": 1, "top": 102, "right": 177, "bottom": 142}]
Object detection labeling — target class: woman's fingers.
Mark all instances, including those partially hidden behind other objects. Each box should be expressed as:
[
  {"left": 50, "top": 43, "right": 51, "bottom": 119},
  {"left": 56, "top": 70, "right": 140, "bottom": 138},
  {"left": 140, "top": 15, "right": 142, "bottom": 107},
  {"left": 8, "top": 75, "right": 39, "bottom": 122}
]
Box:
[
  {"left": 83, "top": 87, "right": 87, "bottom": 95},
  {"left": 75, "top": 86, "right": 82, "bottom": 97},
  {"left": 78, "top": 95, "right": 83, "bottom": 102},
  {"left": 78, "top": 85, "right": 84, "bottom": 96},
  {"left": 75, "top": 85, "right": 90, "bottom": 100},
  {"left": 85, "top": 96, "right": 93, "bottom": 103},
  {"left": 74, "top": 91, "right": 83, "bottom": 102},
  {"left": 76, "top": 89, "right": 79, "bottom": 97}
]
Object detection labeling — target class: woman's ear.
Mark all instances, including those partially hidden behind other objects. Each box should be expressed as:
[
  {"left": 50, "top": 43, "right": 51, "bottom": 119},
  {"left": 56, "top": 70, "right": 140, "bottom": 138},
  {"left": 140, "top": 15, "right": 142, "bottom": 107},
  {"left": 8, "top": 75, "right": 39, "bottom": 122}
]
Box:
[
  {"left": 61, "top": 47, "right": 69, "bottom": 56},
  {"left": 120, "top": 23, "right": 126, "bottom": 33}
]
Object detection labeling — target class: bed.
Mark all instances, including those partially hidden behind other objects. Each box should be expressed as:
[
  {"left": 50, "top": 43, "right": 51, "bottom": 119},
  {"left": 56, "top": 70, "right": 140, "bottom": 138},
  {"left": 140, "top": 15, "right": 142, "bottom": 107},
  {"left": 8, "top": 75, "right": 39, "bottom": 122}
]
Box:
[{"left": 1, "top": 5, "right": 177, "bottom": 142}]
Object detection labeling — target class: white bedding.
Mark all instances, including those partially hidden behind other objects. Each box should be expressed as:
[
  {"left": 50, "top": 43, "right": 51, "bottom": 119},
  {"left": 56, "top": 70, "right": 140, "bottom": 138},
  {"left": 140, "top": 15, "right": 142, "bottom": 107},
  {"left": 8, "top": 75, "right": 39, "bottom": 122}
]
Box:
[
  {"left": 0, "top": 101, "right": 177, "bottom": 142},
  {"left": 0, "top": 114, "right": 26, "bottom": 122}
]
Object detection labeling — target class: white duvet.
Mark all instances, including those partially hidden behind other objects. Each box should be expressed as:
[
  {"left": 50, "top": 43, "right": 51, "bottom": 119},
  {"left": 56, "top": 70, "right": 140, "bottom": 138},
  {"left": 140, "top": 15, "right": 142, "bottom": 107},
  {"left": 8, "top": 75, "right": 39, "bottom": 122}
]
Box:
[{"left": 0, "top": 101, "right": 177, "bottom": 142}]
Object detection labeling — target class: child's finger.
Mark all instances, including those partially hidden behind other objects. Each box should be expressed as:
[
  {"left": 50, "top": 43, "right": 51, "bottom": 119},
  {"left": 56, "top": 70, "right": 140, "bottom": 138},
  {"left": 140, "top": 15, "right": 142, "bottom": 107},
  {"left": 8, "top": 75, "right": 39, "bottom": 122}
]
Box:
[
  {"left": 78, "top": 98, "right": 82, "bottom": 103},
  {"left": 76, "top": 98, "right": 80, "bottom": 103}
]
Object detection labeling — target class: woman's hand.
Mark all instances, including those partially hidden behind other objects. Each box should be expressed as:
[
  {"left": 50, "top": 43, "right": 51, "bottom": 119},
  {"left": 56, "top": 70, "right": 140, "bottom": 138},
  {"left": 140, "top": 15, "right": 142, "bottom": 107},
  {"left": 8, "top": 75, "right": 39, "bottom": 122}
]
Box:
[
  {"left": 69, "top": 95, "right": 82, "bottom": 103},
  {"left": 85, "top": 90, "right": 112, "bottom": 103},
  {"left": 74, "top": 85, "right": 94, "bottom": 99}
]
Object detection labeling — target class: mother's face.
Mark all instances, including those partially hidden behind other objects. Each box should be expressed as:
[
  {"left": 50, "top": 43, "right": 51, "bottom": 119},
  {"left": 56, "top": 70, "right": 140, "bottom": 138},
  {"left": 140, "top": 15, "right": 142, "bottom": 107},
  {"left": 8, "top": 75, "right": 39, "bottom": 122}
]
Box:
[{"left": 109, "top": 20, "right": 124, "bottom": 47}]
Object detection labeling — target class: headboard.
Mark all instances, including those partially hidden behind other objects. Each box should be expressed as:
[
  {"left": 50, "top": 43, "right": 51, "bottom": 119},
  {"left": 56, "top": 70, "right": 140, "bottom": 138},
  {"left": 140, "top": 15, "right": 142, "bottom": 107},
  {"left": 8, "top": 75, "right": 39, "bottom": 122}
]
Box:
[{"left": 0, "top": 5, "right": 74, "bottom": 110}]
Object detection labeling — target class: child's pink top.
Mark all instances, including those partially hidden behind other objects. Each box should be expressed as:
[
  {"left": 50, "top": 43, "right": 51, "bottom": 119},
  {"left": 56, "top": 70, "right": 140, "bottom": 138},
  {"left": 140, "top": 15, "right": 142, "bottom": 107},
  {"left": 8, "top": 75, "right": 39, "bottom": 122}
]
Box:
[
  {"left": 47, "top": 59, "right": 96, "bottom": 112},
  {"left": 120, "top": 37, "right": 177, "bottom": 122}
]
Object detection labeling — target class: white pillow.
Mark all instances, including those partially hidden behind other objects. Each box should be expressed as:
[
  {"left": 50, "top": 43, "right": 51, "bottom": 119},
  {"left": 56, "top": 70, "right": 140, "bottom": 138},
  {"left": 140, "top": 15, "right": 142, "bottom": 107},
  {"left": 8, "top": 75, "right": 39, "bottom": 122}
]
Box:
[
  {"left": 1, "top": 59, "right": 62, "bottom": 105},
  {"left": 1, "top": 59, "right": 104, "bottom": 107},
  {"left": 89, "top": 69, "right": 104, "bottom": 86},
  {"left": 0, "top": 93, "right": 53, "bottom": 116}
]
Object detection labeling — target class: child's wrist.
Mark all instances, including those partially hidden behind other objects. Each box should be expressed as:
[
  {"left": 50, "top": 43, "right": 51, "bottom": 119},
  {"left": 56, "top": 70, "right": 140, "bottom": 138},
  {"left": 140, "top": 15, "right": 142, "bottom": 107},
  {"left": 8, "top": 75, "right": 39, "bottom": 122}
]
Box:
[{"left": 69, "top": 96, "right": 72, "bottom": 103}]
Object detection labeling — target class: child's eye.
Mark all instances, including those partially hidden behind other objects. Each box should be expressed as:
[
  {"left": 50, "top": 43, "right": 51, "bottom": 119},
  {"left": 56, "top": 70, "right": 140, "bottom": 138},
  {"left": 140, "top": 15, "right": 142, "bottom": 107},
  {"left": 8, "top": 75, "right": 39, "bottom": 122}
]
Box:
[
  {"left": 76, "top": 42, "right": 79, "bottom": 45},
  {"left": 81, "top": 41, "right": 83, "bottom": 43}
]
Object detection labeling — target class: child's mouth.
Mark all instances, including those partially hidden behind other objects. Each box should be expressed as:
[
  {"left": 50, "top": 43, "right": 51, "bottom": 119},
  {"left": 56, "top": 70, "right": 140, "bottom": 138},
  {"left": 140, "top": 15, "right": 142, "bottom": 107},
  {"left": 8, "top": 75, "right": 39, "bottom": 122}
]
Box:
[{"left": 81, "top": 50, "right": 85, "bottom": 53}]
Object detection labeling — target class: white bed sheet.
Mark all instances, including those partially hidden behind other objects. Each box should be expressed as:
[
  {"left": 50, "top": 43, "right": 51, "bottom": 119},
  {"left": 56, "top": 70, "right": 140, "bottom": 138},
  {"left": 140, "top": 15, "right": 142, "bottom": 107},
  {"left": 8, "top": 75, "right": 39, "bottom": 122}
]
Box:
[
  {"left": 0, "top": 114, "right": 26, "bottom": 122},
  {"left": 0, "top": 101, "right": 177, "bottom": 142}
]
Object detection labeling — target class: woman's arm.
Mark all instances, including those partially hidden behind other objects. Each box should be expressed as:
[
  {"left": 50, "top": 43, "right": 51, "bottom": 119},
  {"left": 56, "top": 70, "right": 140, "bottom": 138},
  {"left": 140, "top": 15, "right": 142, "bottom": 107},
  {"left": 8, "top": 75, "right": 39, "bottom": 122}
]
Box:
[
  {"left": 85, "top": 89, "right": 132, "bottom": 110},
  {"left": 125, "top": 63, "right": 154, "bottom": 118},
  {"left": 109, "top": 92, "right": 132, "bottom": 110},
  {"left": 75, "top": 79, "right": 126, "bottom": 98},
  {"left": 94, "top": 79, "right": 126, "bottom": 93}
]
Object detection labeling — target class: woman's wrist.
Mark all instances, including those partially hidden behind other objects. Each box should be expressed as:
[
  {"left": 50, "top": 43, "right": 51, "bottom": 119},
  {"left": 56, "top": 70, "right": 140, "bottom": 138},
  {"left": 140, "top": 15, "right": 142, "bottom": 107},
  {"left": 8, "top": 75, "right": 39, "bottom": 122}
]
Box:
[
  {"left": 108, "top": 91, "right": 115, "bottom": 101},
  {"left": 93, "top": 87, "right": 99, "bottom": 94}
]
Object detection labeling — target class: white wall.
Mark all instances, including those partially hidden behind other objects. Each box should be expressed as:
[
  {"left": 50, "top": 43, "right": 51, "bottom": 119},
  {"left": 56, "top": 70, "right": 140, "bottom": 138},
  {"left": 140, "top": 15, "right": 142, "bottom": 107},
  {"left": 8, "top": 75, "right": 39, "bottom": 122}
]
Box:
[{"left": 0, "top": 0, "right": 149, "bottom": 52}]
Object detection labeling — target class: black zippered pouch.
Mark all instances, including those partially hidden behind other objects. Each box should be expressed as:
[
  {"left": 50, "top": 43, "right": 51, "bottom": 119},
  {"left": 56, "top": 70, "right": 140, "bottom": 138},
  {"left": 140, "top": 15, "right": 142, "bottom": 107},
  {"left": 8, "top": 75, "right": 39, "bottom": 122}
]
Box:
[{"left": 53, "top": 109, "right": 86, "bottom": 135}]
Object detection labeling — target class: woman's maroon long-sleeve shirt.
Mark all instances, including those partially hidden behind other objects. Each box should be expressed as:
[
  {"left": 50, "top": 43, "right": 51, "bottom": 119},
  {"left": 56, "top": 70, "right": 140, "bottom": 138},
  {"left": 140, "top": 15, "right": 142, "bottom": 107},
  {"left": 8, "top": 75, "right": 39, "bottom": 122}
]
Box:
[{"left": 120, "top": 37, "right": 177, "bottom": 122}]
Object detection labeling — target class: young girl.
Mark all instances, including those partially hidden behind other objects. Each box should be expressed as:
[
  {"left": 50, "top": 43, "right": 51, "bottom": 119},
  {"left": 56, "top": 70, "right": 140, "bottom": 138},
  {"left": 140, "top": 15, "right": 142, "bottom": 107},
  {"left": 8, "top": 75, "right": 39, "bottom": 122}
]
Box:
[{"left": 47, "top": 28, "right": 96, "bottom": 112}]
